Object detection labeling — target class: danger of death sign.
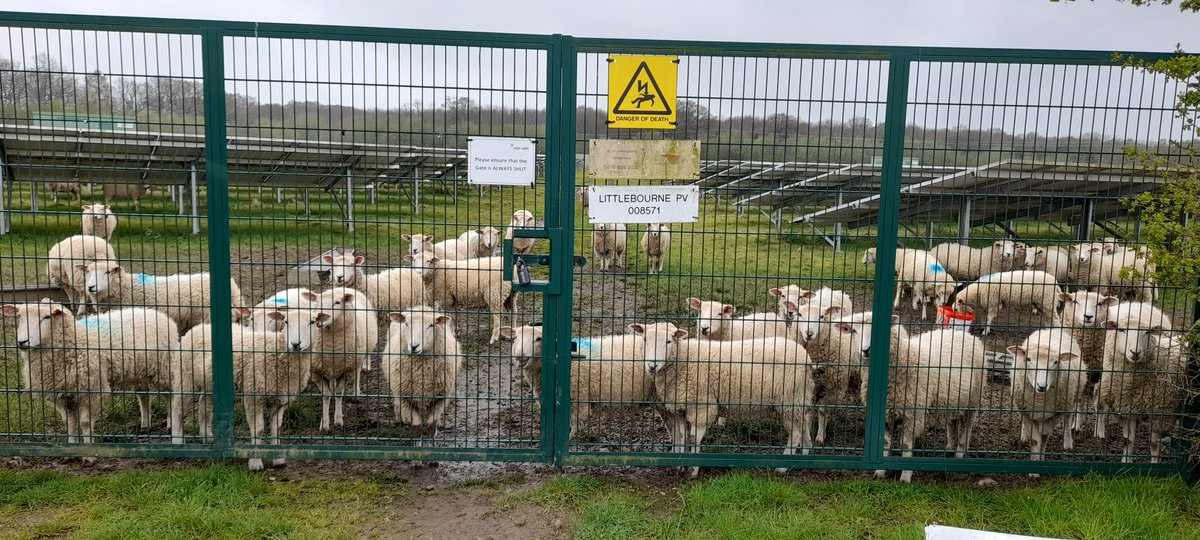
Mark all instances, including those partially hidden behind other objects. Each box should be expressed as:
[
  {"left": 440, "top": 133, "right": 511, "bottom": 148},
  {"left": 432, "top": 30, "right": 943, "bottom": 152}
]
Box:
[{"left": 607, "top": 55, "right": 679, "bottom": 129}]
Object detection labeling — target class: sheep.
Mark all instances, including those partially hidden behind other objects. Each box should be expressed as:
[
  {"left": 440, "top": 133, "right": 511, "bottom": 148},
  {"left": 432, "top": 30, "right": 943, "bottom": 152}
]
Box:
[
  {"left": 634, "top": 322, "right": 816, "bottom": 477},
  {"left": 1058, "top": 290, "right": 1119, "bottom": 389},
  {"left": 249, "top": 288, "right": 314, "bottom": 332},
  {"left": 767, "top": 285, "right": 815, "bottom": 318},
  {"left": 786, "top": 304, "right": 856, "bottom": 444},
  {"left": 103, "top": 183, "right": 152, "bottom": 211},
  {"left": 403, "top": 234, "right": 435, "bottom": 258},
  {"left": 1007, "top": 329, "right": 1087, "bottom": 470},
  {"left": 782, "top": 301, "right": 842, "bottom": 346},
  {"left": 47, "top": 234, "right": 116, "bottom": 313},
  {"left": 381, "top": 307, "right": 463, "bottom": 445},
  {"left": 324, "top": 252, "right": 430, "bottom": 317},
  {"left": 952, "top": 270, "right": 1062, "bottom": 335},
  {"left": 2, "top": 301, "right": 107, "bottom": 451},
  {"left": 592, "top": 223, "right": 627, "bottom": 272},
  {"left": 80, "top": 259, "right": 246, "bottom": 334},
  {"left": 413, "top": 252, "right": 516, "bottom": 344},
  {"left": 84, "top": 307, "right": 180, "bottom": 430},
  {"left": 1096, "top": 302, "right": 1184, "bottom": 463},
  {"left": 81, "top": 204, "right": 117, "bottom": 240},
  {"left": 837, "top": 317, "right": 985, "bottom": 483},
  {"left": 48, "top": 181, "right": 81, "bottom": 202},
  {"left": 499, "top": 324, "right": 668, "bottom": 437},
  {"left": 862, "top": 247, "right": 877, "bottom": 265},
  {"left": 428, "top": 226, "right": 502, "bottom": 260},
  {"left": 505, "top": 209, "right": 538, "bottom": 254},
  {"left": 306, "top": 287, "right": 380, "bottom": 431},
  {"left": 576, "top": 186, "right": 590, "bottom": 209},
  {"left": 640, "top": 223, "right": 670, "bottom": 274},
  {"left": 894, "top": 249, "right": 956, "bottom": 320},
  {"left": 171, "top": 309, "right": 326, "bottom": 469},
  {"left": 1031, "top": 246, "right": 1070, "bottom": 283},
  {"left": 930, "top": 240, "right": 1022, "bottom": 280},
  {"left": 1071, "top": 243, "right": 1156, "bottom": 302},
  {"left": 687, "top": 297, "right": 790, "bottom": 342}
]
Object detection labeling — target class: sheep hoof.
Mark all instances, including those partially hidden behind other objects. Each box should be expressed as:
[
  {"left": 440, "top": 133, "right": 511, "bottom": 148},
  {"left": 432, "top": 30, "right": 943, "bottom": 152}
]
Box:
[
  {"left": 775, "top": 467, "right": 789, "bottom": 474},
  {"left": 271, "top": 458, "right": 288, "bottom": 468},
  {"left": 899, "top": 471, "right": 913, "bottom": 483},
  {"left": 248, "top": 458, "right": 265, "bottom": 471},
  {"left": 81, "top": 456, "right": 97, "bottom": 467},
  {"left": 1028, "top": 473, "right": 1040, "bottom": 478},
  {"left": 873, "top": 470, "right": 888, "bottom": 480},
  {"left": 688, "top": 466, "right": 700, "bottom": 478}
]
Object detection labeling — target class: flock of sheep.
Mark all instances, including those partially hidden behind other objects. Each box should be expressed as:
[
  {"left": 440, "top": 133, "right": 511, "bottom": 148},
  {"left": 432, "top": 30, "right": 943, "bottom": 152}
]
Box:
[{"left": 0, "top": 198, "right": 1187, "bottom": 480}]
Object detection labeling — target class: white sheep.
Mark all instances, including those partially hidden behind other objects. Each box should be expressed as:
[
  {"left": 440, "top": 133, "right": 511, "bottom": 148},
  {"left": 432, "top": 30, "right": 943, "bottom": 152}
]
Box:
[
  {"left": 837, "top": 318, "right": 985, "bottom": 483},
  {"left": 1007, "top": 329, "right": 1086, "bottom": 470},
  {"left": 413, "top": 252, "right": 516, "bottom": 344},
  {"left": 249, "top": 288, "right": 314, "bottom": 332},
  {"left": 894, "top": 249, "right": 956, "bottom": 320},
  {"left": 174, "top": 309, "right": 325, "bottom": 469},
  {"left": 634, "top": 322, "right": 816, "bottom": 477},
  {"left": 83, "top": 307, "right": 180, "bottom": 430},
  {"left": 592, "top": 223, "right": 627, "bottom": 272},
  {"left": 1096, "top": 302, "right": 1184, "bottom": 463},
  {"left": 931, "top": 240, "right": 1022, "bottom": 280},
  {"left": 47, "top": 234, "right": 116, "bottom": 313},
  {"left": 429, "top": 226, "right": 502, "bottom": 259},
  {"left": 505, "top": 209, "right": 538, "bottom": 254},
  {"left": 81, "top": 204, "right": 117, "bottom": 240},
  {"left": 80, "top": 260, "right": 246, "bottom": 334},
  {"left": 640, "top": 223, "right": 670, "bottom": 274},
  {"left": 403, "top": 234, "right": 435, "bottom": 259},
  {"left": 1058, "top": 290, "right": 1119, "bottom": 392},
  {"left": 768, "top": 285, "right": 815, "bottom": 318},
  {"left": 324, "top": 253, "right": 429, "bottom": 316},
  {"left": 788, "top": 304, "right": 857, "bottom": 444},
  {"left": 49, "top": 181, "right": 81, "bottom": 202},
  {"left": 1074, "top": 243, "right": 1156, "bottom": 302},
  {"left": 500, "top": 324, "right": 667, "bottom": 438},
  {"left": 103, "top": 183, "right": 152, "bottom": 211},
  {"left": 687, "top": 297, "right": 789, "bottom": 342},
  {"left": 952, "top": 270, "right": 1062, "bottom": 335},
  {"left": 382, "top": 307, "right": 463, "bottom": 444},
  {"left": 2, "top": 301, "right": 107, "bottom": 451},
  {"left": 1031, "top": 246, "right": 1070, "bottom": 282},
  {"left": 307, "top": 287, "right": 380, "bottom": 431}
]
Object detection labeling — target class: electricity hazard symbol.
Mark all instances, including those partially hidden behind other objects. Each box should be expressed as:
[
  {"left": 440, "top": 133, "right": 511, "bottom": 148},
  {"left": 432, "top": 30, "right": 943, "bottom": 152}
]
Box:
[{"left": 607, "top": 55, "right": 679, "bottom": 129}]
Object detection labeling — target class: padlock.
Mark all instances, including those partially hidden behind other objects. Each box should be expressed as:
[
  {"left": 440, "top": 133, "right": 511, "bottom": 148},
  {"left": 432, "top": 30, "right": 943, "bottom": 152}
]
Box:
[{"left": 515, "top": 259, "right": 532, "bottom": 286}]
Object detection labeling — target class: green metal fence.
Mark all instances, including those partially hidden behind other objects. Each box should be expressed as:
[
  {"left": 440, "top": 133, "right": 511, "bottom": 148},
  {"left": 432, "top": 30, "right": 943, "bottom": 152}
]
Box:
[{"left": 0, "top": 11, "right": 1194, "bottom": 479}]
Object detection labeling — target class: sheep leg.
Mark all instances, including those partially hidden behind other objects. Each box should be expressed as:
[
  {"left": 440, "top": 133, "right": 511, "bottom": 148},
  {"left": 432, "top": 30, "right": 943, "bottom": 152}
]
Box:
[
  {"left": 58, "top": 401, "right": 78, "bottom": 445},
  {"left": 198, "top": 396, "right": 213, "bottom": 443},
  {"left": 269, "top": 404, "right": 288, "bottom": 468},
  {"left": 170, "top": 391, "right": 185, "bottom": 445},
  {"left": 983, "top": 309, "right": 997, "bottom": 336},
  {"left": 945, "top": 421, "right": 958, "bottom": 456},
  {"left": 488, "top": 308, "right": 504, "bottom": 345},
  {"left": 136, "top": 394, "right": 152, "bottom": 429},
  {"left": 956, "top": 411, "right": 978, "bottom": 458},
  {"left": 317, "top": 378, "right": 332, "bottom": 432},
  {"left": 354, "top": 369, "right": 362, "bottom": 397},
  {"left": 1020, "top": 418, "right": 1030, "bottom": 443},
  {"left": 1028, "top": 420, "right": 1045, "bottom": 477},
  {"left": 245, "top": 400, "right": 265, "bottom": 471},
  {"left": 873, "top": 428, "right": 892, "bottom": 480},
  {"left": 1094, "top": 390, "right": 1107, "bottom": 439},
  {"left": 1150, "top": 423, "right": 1166, "bottom": 464},
  {"left": 898, "top": 415, "right": 926, "bottom": 484},
  {"left": 1121, "top": 416, "right": 1138, "bottom": 464},
  {"left": 333, "top": 377, "right": 346, "bottom": 428},
  {"left": 688, "top": 421, "right": 709, "bottom": 478},
  {"left": 892, "top": 286, "right": 901, "bottom": 310},
  {"left": 815, "top": 408, "right": 827, "bottom": 445},
  {"left": 1063, "top": 415, "right": 1075, "bottom": 451}
]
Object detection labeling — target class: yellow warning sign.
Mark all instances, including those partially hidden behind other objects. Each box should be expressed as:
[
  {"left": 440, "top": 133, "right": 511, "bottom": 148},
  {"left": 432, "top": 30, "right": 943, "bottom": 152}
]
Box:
[{"left": 607, "top": 55, "right": 678, "bottom": 129}]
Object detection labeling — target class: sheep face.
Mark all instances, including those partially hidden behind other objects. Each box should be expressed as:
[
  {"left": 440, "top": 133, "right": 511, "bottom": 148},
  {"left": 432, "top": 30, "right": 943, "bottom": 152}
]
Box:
[
  {"left": 861, "top": 248, "right": 877, "bottom": 265},
  {"left": 79, "top": 260, "right": 122, "bottom": 295},
  {"left": 834, "top": 318, "right": 874, "bottom": 362},
  {"left": 630, "top": 322, "right": 687, "bottom": 374},
  {"left": 2, "top": 300, "right": 70, "bottom": 349},
  {"left": 83, "top": 204, "right": 111, "bottom": 223},
  {"left": 1070, "top": 243, "right": 1102, "bottom": 264},
  {"left": 275, "top": 309, "right": 328, "bottom": 352},
  {"left": 323, "top": 254, "right": 365, "bottom": 286},
  {"left": 499, "top": 324, "right": 542, "bottom": 371},
  {"left": 1009, "top": 345, "right": 1077, "bottom": 394},
  {"left": 477, "top": 226, "right": 502, "bottom": 251},
  {"left": 922, "top": 282, "right": 955, "bottom": 308},
  {"left": 314, "top": 287, "right": 362, "bottom": 326},
  {"left": 1059, "top": 291, "right": 1118, "bottom": 326},
  {"left": 953, "top": 297, "right": 977, "bottom": 316},
  {"left": 769, "top": 285, "right": 815, "bottom": 310},
  {"left": 646, "top": 223, "right": 667, "bottom": 238},
  {"left": 994, "top": 240, "right": 1016, "bottom": 259},
  {"left": 687, "top": 297, "right": 734, "bottom": 337},
  {"left": 786, "top": 302, "right": 841, "bottom": 344},
  {"left": 510, "top": 210, "right": 536, "bottom": 228},
  {"left": 1104, "top": 317, "right": 1165, "bottom": 363},
  {"left": 401, "top": 234, "right": 434, "bottom": 258},
  {"left": 388, "top": 308, "right": 450, "bottom": 355}
]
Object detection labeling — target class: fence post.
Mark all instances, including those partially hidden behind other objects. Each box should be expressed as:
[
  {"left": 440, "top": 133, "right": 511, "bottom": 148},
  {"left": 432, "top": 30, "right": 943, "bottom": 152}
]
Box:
[
  {"left": 201, "top": 27, "right": 236, "bottom": 458},
  {"left": 864, "top": 53, "right": 911, "bottom": 471}
]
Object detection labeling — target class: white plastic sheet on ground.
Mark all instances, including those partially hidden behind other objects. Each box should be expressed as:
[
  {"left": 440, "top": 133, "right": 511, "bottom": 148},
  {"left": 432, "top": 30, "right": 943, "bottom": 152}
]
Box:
[{"left": 926, "top": 525, "right": 1064, "bottom": 540}]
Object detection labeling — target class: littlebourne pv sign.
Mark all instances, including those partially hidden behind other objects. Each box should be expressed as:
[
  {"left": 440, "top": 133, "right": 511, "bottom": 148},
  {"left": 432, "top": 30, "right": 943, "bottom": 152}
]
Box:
[{"left": 588, "top": 185, "right": 699, "bottom": 224}]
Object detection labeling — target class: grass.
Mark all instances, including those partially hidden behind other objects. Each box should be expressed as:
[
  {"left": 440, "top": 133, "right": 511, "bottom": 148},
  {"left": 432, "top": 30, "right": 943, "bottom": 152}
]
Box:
[
  {"left": 0, "top": 464, "right": 381, "bottom": 539},
  {"left": 523, "top": 472, "right": 1200, "bottom": 540}
]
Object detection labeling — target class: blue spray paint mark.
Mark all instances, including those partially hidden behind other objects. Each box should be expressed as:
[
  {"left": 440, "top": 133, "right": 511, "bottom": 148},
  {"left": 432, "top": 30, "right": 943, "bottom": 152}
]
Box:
[
  {"left": 131, "top": 273, "right": 158, "bottom": 285},
  {"left": 978, "top": 273, "right": 1001, "bottom": 282},
  {"left": 79, "top": 317, "right": 110, "bottom": 329},
  {"left": 572, "top": 338, "right": 595, "bottom": 354},
  {"left": 269, "top": 296, "right": 290, "bottom": 305},
  {"left": 929, "top": 263, "right": 946, "bottom": 274}
]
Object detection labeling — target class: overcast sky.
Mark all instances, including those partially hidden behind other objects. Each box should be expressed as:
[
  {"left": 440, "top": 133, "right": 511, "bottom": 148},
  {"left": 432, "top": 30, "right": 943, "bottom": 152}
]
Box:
[{"left": 2, "top": 0, "right": 1198, "bottom": 52}]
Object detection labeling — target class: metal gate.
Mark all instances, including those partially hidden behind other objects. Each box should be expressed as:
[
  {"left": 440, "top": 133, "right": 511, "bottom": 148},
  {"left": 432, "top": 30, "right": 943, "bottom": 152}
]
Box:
[{"left": 0, "top": 11, "right": 1195, "bottom": 479}]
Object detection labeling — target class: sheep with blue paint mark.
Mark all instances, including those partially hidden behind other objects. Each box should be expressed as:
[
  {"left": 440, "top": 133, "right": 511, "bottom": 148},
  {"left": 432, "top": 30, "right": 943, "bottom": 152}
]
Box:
[
  {"left": 249, "top": 288, "right": 315, "bottom": 332},
  {"left": 47, "top": 234, "right": 117, "bottom": 313},
  {"left": 80, "top": 259, "right": 246, "bottom": 333},
  {"left": 895, "top": 248, "right": 957, "bottom": 320},
  {"left": 953, "top": 270, "right": 1062, "bottom": 335}
]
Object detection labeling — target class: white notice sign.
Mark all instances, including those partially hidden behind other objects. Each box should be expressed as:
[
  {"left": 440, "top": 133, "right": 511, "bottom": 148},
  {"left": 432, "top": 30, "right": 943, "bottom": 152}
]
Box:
[
  {"left": 588, "top": 185, "right": 698, "bottom": 224},
  {"left": 467, "top": 137, "right": 537, "bottom": 186}
]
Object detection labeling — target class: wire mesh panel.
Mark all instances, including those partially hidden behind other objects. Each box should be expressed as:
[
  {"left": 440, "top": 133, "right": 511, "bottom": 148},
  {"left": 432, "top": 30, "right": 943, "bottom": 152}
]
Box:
[
  {"left": 565, "top": 46, "right": 889, "bottom": 467},
  {"left": 878, "top": 58, "right": 1194, "bottom": 474},
  {"left": 0, "top": 25, "right": 211, "bottom": 451},
  {"left": 218, "top": 32, "right": 556, "bottom": 459}
]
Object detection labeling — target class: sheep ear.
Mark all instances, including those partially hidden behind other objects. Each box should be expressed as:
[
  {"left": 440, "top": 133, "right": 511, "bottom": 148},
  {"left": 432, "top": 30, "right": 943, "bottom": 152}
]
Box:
[
  {"left": 1099, "top": 296, "right": 1119, "bottom": 307},
  {"left": 1104, "top": 320, "right": 1118, "bottom": 330},
  {"left": 1058, "top": 292, "right": 1073, "bottom": 302},
  {"left": 835, "top": 322, "right": 854, "bottom": 335},
  {"left": 1035, "top": 248, "right": 1045, "bottom": 255},
  {"left": 81, "top": 204, "right": 91, "bottom": 210},
  {"left": 110, "top": 264, "right": 123, "bottom": 274},
  {"left": 499, "top": 326, "right": 516, "bottom": 340},
  {"left": 74, "top": 264, "right": 89, "bottom": 272},
  {"left": 266, "top": 311, "right": 286, "bottom": 322},
  {"left": 823, "top": 305, "right": 842, "bottom": 318},
  {"left": 721, "top": 304, "right": 736, "bottom": 316},
  {"left": 800, "top": 290, "right": 816, "bottom": 300},
  {"left": 402, "top": 255, "right": 414, "bottom": 263},
  {"left": 687, "top": 298, "right": 702, "bottom": 310},
  {"left": 301, "top": 291, "right": 318, "bottom": 302},
  {"left": 315, "top": 313, "right": 333, "bottom": 326},
  {"left": 402, "top": 234, "right": 412, "bottom": 241},
  {"left": 891, "top": 314, "right": 900, "bottom": 324},
  {"left": 353, "top": 256, "right": 365, "bottom": 265},
  {"left": 435, "top": 315, "right": 451, "bottom": 325},
  {"left": 340, "top": 292, "right": 355, "bottom": 303},
  {"left": 50, "top": 306, "right": 65, "bottom": 317},
  {"left": 475, "top": 228, "right": 484, "bottom": 234},
  {"left": 628, "top": 323, "right": 646, "bottom": 336},
  {"left": 1149, "top": 325, "right": 1166, "bottom": 335},
  {"left": 1058, "top": 351, "right": 1078, "bottom": 362},
  {"left": 1006, "top": 345, "right": 1025, "bottom": 357},
  {"left": 784, "top": 300, "right": 800, "bottom": 314},
  {"left": 237, "top": 307, "right": 253, "bottom": 318},
  {"left": 322, "top": 255, "right": 334, "bottom": 263},
  {"left": 387, "top": 312, "right": 406, "bottom": 323},
  {"left": 1103, "top": 244, "right": 1117, "bottom": 254},
  {"left": 1, "top": 305, "right": 19, "bottom": 317},
  {"left": 1089, "top": 247, "right": 1101, "bottom": 253},
  {"left": 673, "top": 329, "right": 689, "bottom": 340},
  {"left": 768, "top": 288, "right": 783, "bottom": 298}
]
